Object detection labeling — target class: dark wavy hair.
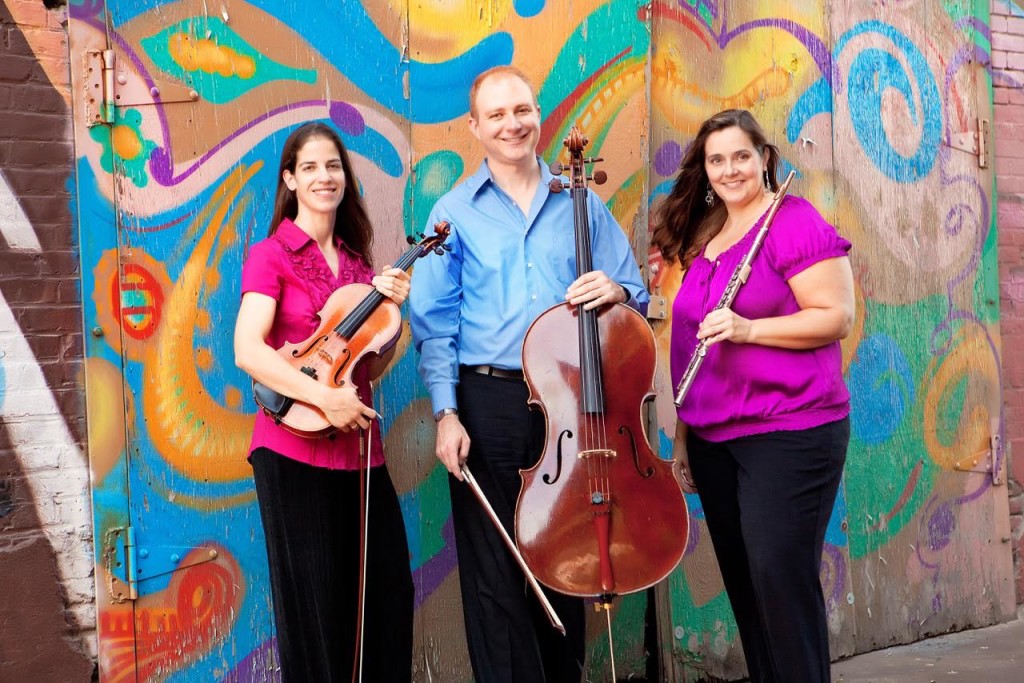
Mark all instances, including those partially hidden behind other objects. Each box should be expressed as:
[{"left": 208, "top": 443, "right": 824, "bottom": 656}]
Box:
[
  {"left": 269, "top": 122, "right": 374, "bottom": 266},
  {"left": 652, "top": 109, "right": 780, "bottom": 268}
]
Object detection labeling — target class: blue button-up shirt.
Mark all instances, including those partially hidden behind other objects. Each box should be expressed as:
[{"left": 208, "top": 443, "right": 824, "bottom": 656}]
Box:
[{"left": 409, "top": 158, "right": 650, "bottom": 414}]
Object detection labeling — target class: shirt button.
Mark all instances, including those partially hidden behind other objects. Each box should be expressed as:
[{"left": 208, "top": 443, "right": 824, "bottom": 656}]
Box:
[
  {"left": 531, "top": 295, "right": 537, "bottom": 300},
  {"left": 527, "top": 262, "right": 534, "bottom": 268}
]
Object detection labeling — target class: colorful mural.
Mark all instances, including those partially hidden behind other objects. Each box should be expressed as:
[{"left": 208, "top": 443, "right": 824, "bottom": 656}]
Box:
[
  {"left": 649, "top": 0, "right": 1014, "bottom": 679},
  {"left": 66, "top": 0, "right": 1014, "bottom": 681}
]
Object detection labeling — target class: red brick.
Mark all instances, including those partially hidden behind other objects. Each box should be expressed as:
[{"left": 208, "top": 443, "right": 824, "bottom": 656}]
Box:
[
  {"left": 15, "top": 196, "right": 72, "bottom": 226},
  {"left": 0, "top": 140, "right": 75, "bottom": 168},
  {"left": 997, "top": 174, "right": 1024, "bottom": 194},
  {"left": 995, "top": 137, "right": 1024, "bottom": 159},
  {"left": 0, "top": 52, "right": 36, "bottom": 83},
  {"left": 56, "top": 279, "right": 79, "bottom": 305},
  {"left": 5, "top": 167, "right": 73, "bottom": 194},
  {"left": 4, "top": 0, "right": 50, "bottom": 29},
  {"left": 1009, "top": 52, "right": 1024, "bottom": 72},
  {"left": 0, "top": 84, "right": 70, "bottom": 118},
  {"left": 36, "top": 251, "right": 79, "bottom": 277},
  {"left": 994, "top": 101, "right": 1024, "bottom": 124},
  {"left": 0, "top": 253, "right": 41, "bottom": 277},
  {"left": 1009, "top": 16, "right": 1024, "bottom": 37},
  {"left": 0, "top": 278, "right": 59, "bottom": 304},
  {"left": 14, "top": 305, "right": 80, "bottom": 334},
  {"left": 17, "top": 27, "right": 68, "bottom": 62},
  {"left": 0, "top": 110, "right": 70, "bottom": 142},
  {"left": 993, "top": 33, "right": 1024, "bottom": 52},
  {"left": 999, "top": 242, "right": 1023, "bottom": 263},
  {"left": 1012, "top": 450, "right": 1024, "bottom": 485}
]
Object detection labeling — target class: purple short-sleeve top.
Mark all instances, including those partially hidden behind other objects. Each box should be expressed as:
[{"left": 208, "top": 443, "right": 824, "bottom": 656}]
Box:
[
  {"left": 670, "top": 196, "right": 852, "bottom": 441},
  {"left": 240, "top": 218, "right": 385, "bottom": 469}
]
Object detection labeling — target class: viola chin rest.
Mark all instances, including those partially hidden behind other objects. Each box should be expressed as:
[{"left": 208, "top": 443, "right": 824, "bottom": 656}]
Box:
[{"left": 253, "top": 381, "right": 294, "bottom": 420}]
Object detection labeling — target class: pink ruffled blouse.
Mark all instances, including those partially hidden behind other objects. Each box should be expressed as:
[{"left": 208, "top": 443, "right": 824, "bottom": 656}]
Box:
[{"left": 241, "top": 218, "right": 385, "bottom": 469}]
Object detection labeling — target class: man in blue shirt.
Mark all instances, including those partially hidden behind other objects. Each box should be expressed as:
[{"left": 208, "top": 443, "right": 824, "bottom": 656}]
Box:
[{"left": 409, "top": 65, "right": 649, "bottom": 683}]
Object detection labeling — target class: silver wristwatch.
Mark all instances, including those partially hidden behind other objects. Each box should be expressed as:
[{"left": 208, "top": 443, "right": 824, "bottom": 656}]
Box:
[{"left": 433, "top": 407, "right": 458, "bottom": 422}]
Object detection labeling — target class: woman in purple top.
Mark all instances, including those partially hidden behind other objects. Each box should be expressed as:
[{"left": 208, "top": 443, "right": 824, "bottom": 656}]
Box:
[
  {"left": 653, "top": 109, "right": 855, "bottom": 683},
  {"left": 234, "top": 123, "right": 413, "bottom": 682}
]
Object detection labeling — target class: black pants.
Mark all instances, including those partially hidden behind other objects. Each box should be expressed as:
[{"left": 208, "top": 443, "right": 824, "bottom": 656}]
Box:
[
  {"left": 251, "top": 448, "right": 414, "bottom": 683},
  {"left": 687, "top": 418, "right": 849, "bottom": 683},
  {"left": 450, "top": 369, "right": 586, "bottom": 683}
]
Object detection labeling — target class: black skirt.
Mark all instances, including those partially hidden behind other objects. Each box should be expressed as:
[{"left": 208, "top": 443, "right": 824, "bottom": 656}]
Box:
[{"left": 250, "top": 447, "right": 414, "bottom": 682}]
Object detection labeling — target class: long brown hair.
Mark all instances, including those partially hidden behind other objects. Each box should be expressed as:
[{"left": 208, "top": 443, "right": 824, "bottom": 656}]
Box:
[
  {"left": 269, "top": 122, "right": 374, "bottom": 266},
  {"left": 652, "top": 109, "right": 780, "bottom": 268}
]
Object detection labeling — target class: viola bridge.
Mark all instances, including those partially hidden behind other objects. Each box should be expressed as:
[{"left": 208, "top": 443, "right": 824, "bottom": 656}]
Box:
[{"left": 577, "top": 449, "right": 616, "bottom": 460}]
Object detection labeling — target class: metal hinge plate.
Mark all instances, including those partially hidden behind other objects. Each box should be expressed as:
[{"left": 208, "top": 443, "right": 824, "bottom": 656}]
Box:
[
  {"left": 946, "top": 117, "right": 989, "bottom": 169},
  {"left": 951, "top": 419, "right": 1003, "bottom": 484},
  {"left": 83, "top": 48, "right": 199, "bottom": 127},
  {"left": 102, "top": 525, "right": 219, "bottom": 600},
  {"left": 83, "top": 49, "right": 114, "bottom": 126}
]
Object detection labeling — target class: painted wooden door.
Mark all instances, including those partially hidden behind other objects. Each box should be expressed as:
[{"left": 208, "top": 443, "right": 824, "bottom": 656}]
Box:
[
  {"left": 71, "top": 0, "right": 657, "bottom": 681},
  {"left": 648, "top": 1, "right": 1014, "bottom": 681}
]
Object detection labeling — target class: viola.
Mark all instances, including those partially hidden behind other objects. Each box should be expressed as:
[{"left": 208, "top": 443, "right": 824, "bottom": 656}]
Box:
[
  {"left": 516, "top": 127, "right": 689, "bottom": 604},
  {"left": 253, "top": 222, "right": 451, "bottom": 436}
]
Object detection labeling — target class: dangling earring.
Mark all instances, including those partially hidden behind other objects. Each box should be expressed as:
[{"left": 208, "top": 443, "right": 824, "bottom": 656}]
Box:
[
  {"left": 763, "top": 169, "right": 770, "bottom": 190},
  {"left": 705, "top": 183, "right": 714, "bottom": 206}
]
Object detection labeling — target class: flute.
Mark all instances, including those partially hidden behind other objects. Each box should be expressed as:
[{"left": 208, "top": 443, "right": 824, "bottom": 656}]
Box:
[{"left": 674, "top": 171, "right": 796, "bottom": 407}]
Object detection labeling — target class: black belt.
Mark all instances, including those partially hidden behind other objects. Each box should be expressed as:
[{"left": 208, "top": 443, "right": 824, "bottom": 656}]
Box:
[{"left": 463, "top": 364, "right": 524, "bottom": 381}]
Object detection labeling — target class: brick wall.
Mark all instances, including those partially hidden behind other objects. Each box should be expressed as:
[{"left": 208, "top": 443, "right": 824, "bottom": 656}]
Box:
[
  {"left": 993, "top": 0, "right": 1024, "bottom": 606},
  {"left": 0, "top": 0, "right": 95, "bottom": 678}
]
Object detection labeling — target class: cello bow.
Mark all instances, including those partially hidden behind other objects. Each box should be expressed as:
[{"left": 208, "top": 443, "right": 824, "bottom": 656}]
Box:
[{"left": 460, "top": 465, "right": 566, "bottom": 635}]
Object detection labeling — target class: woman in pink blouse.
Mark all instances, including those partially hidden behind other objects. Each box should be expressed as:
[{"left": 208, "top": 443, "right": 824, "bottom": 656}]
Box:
[
  {"left": 653, "top": 109, "right": 855, "bottom": 683},
  {"left": 234, "top": 122, "right": 413, "bottom": 682}
]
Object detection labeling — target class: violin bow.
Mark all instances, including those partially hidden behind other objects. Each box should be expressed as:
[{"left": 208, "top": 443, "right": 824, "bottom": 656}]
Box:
[
  {"left": 460, "top": 465, "right": 566, "bottom": 635},
  {"left": 352, "top": 423, "right": 371, "bottom": 683}
]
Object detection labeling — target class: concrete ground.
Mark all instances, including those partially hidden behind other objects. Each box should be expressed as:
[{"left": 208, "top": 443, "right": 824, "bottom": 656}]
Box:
[{"left": 831, "top": 612, "right": 1024, "bottom": 683}]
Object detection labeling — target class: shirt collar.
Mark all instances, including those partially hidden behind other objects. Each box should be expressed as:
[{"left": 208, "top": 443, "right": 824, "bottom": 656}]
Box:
[
  {"left": 275, "top": 217, "right": 357, "bottom": 257},
  {"left": 466, "top": 157, "right": 555, "bottom": 197}
]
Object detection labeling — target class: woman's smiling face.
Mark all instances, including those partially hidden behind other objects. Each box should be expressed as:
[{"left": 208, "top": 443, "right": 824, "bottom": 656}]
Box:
[
  {"left": 283, "top": 136, "right": 347, "bottom": 218},
  {"left": 704, "top": 125, "right": 767, "bottom": 210}
]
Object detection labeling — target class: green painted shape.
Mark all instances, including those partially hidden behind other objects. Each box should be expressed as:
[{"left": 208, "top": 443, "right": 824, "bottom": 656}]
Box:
[
  {"left": 89, "top": 108, "right": 156, "bottom": 188},
  {"left": 416, "top": 463, "right": 454, "bottom": 560},
  {"left": 841, "top": 291, "right": 999, "bottom": 558},
  {"left": 538, "top": 0, "right": 650, "bottom": 123},
  {"left": 140, "top": 16, "right": 317, "bottom": 104},
  {"left": 667, "top": 565, "right": 740, "bottom": 669},
  {"left": 405, "top": 151, "right": 463, "bottom": 238},
  {"left": 587, "top": 592, "right": 648, "bottom": 674},
  {"left": 541, "top": 55, "right": 645, "bottom": 162}
]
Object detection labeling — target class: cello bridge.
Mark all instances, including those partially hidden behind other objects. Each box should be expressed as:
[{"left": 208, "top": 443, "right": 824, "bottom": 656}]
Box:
[{"left": 578, "top": 449, "right": 616, "bottom": 460}]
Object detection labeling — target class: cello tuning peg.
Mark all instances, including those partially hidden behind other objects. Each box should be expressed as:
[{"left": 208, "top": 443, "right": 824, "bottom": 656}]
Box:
[
  {"left": 585, "top": 156, "right": 604, "bottom": 164},
  {"left": 548, "top": 178, "right": 567, "bottom": 194},
  {"left": 433, "top": 247, "right": 445, "bottom": 255},
  {"left": 591, "top": 170, "right": 607, "bottom": 185},
  {"left": 406, "top": 235, "right": 416, "bottom": 245},
  {"left": 442, "top": 244, "right": 452, "bottom": 251},
  {"left": 549, "top": 161, "right": 564, "bottom": 175}
]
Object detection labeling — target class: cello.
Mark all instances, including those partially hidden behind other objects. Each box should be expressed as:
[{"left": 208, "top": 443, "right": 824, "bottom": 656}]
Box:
[{"left": 516, "top": 126, "right": 689, "bottom": 670}]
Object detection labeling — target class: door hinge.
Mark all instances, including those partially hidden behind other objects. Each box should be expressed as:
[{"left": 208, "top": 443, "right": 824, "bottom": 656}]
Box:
[
  {"left": 84, "top": 48, "right": 115, "bottom": 126},
  {"left": 951, "top": 419, "right": 1003, "bottom": 484},
  {"left": 83, "top": 48, "right": 199, "bottom": 128},
  {"left": 946, "top": 117, "right": 989, "bottom": 169},
  {"left": 102, "top": 525, "right": 136, "bottom": 601},
  {"left": 103, "top": 525, "right": 219, "bottom": 600}
]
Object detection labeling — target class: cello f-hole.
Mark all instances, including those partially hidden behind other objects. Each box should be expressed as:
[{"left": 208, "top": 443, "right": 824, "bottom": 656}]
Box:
[
  {"left": 619, "top": 425, "right": 654, "bottom": 478},
  {"left": 542, "top": 429, "right": 573, "bottom": 485}
]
